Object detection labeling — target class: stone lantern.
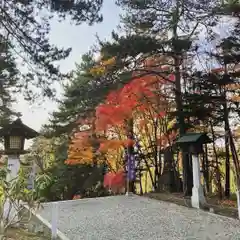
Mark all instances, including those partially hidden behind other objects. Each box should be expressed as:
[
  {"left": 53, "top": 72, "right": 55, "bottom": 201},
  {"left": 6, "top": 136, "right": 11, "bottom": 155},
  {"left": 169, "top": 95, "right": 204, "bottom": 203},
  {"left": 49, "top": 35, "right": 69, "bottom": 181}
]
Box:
[
  {"left": 0, "top": 118, "right": 39, "bottom": 181},
  {"left": 176, "top": 132, "right": 212, "bottom": 209},
  {"left": 0, "top": 118, "right": 39, "bottom": 222}
]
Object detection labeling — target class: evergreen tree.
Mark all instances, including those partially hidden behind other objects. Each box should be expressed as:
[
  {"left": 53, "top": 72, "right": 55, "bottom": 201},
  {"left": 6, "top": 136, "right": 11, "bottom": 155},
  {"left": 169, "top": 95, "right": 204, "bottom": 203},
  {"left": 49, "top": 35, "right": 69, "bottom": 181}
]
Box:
[
  {"left": 46, "top": 53, "right": 102, "bottom": 135},
  {"left": 0, "top": 0, "right": 103, "bottom": 97},
  {"left": 0, "top": 37, "right": 18, "bottom": 126}
]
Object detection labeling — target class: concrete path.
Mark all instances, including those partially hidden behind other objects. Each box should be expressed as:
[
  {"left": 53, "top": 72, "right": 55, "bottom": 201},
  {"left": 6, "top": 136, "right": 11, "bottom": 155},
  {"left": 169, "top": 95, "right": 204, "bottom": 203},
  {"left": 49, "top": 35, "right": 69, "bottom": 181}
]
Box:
[{"left": 36, "top": 195, "right": 240, "bottom": 240}]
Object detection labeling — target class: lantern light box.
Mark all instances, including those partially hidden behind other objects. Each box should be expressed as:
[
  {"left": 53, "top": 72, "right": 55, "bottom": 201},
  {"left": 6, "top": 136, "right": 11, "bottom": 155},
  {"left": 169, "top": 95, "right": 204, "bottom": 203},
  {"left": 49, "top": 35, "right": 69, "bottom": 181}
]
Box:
[{"left": 0, "top": 118, "right": 39, "bottom": 155}]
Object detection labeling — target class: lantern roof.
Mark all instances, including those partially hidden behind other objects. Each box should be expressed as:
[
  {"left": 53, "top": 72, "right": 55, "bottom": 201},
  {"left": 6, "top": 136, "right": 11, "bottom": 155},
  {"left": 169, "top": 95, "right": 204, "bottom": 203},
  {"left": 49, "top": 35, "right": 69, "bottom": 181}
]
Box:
[
  {"left": 0, "top": 118, "right": 39, "bottom": 139},
  {"left": 175, "top": 132, "right": 212, "bottom": 145}
]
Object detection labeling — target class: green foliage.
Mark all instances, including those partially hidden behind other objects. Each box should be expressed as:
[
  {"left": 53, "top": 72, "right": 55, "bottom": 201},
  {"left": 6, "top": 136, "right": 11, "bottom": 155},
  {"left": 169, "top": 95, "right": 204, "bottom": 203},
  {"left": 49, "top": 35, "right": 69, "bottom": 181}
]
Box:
[
  {"left": 100, "top": 33, "right": 163, "bottom": 59},
  {"left": 0, "top": 167, "right": 37, "bottom": 237},
  {"left": 0, "top": 168, "right": 34, "bottom": 204},
  {"left": 45, "top": 52, "right": 107, "bottom": 135},
  {"left": 29, "top": 137, "right": 108, "bottom": 201},
  {"left": 0, "top": 0, "right": 103, "bottom": 98},
  {"left": 0, "top": 41, "right": 19, "bottom": 126},
  {"left": 117, "top": 0, "right": 222, "bottom": 34}
]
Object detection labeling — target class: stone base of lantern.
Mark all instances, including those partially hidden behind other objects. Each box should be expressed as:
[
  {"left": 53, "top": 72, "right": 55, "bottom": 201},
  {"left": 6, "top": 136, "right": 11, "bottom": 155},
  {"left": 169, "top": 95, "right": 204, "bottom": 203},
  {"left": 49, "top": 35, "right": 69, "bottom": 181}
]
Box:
[
  {"left": 3, "top": 155, "right": 21, "bottom": 225},
  {"left": 191, "top": 186, "right": 206, "bottom": 209}
]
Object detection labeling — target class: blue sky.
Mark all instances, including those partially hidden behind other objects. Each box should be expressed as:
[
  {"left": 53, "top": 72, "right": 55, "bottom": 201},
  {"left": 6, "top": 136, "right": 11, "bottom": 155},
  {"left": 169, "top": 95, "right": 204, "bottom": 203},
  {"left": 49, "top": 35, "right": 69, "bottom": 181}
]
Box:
[{"left": 13, "top": 1, "right": 121, "bottom": 136}]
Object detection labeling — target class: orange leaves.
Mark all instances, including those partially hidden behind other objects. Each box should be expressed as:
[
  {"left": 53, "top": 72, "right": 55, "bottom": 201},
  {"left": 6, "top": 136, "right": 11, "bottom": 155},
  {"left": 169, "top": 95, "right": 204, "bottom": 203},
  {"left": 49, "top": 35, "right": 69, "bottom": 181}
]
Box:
[
  {"left": 98, "top": 139, "right": 134, "bottom": 153},
  {"left": 99, "top": 140, "right": 123, "bottom": 153},
  {"left": 65, "top": 128, "right": 96, "bottom": 165},
  {"left": 92, "top": 54, "right": 173, "bottom": 131},
  {"left": 65, "top": 147, "right": 94, "bottom": 165},
  {"left": 227, "top": 83, "right": 240, "bottom": 91},
  {"left": 95, "top": 102, "right": 130, "bottom": 131},
  {"left": 67, "top": 55, "right": 174, "bottom": 168},
  {"left": 231, "top": 95, "right": 240, "bottom": 102},
  {"left": 65, "top": 117, "right": 134, "bottom": 166},
  {"left": 96, "top": 70, "right": 168, "bottom": 131}
]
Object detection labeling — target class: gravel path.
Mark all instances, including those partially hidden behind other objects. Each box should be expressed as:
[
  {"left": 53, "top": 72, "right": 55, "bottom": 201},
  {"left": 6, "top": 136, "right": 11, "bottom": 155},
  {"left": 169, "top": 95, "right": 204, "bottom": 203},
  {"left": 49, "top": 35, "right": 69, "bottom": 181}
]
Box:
[{"left": 37, "top": 195, "right": 240, "bottom": 240}]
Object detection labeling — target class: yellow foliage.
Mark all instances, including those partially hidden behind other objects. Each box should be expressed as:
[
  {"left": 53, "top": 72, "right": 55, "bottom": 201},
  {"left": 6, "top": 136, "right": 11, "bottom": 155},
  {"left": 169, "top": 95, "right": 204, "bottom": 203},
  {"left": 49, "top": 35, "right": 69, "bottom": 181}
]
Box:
[
  {"left": 167, "top": 118, "right": 176, "bottom": 130},
  {"left": 89, "top": 66, "right": 106, "bottom": 77},
  {"left": 99, "top": 139, "right": 133, "bottom": 153},
  {"left": 105, "top": 149, "right": 125, "bottom": 172},
  {"left": 68, "top": 149, "right": 93, "bottom": 159},
  {"left": 90, "top": 57, "right": 116, "bottom": 77},
  {"left": 102, "top": 57, "right": 116, "bottom": 66}
]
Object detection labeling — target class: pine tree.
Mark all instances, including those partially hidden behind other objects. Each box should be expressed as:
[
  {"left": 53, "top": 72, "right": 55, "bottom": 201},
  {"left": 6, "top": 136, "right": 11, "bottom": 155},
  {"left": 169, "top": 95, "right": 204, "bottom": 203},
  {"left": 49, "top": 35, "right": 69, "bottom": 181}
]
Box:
[
  {"left": 46, "top": 53, "right": 104, "bottom": 135},
  {"left": 0, "top": 0, "right": 103, "bottom": 97},
  {"left": 0, "top": 37, "right": 18, "bottom": 126}
]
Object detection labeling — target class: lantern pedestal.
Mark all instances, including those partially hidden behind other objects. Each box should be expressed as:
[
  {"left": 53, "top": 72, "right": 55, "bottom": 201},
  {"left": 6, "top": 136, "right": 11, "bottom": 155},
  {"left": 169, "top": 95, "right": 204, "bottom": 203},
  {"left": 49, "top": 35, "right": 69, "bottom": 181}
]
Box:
[
  {"left": 6, "top": 155, "right": 20, "bottom": 182},
  {"left": 191, "top": 154, "right": 206, "bottom": 209},
  {"left": 3, "top": 155, "right": 21, "bottom": 224}
]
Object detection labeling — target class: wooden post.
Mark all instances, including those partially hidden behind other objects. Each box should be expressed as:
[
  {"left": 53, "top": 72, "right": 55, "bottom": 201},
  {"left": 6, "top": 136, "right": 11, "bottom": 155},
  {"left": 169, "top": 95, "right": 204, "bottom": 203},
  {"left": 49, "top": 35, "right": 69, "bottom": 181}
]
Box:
[
  {"left": 126, "top": 177, "right": 130, "bottom": 196},
  {"left": 51, "top": 202, "right": 58, "bottom": 240},
  {"left": 236, "top": 189, "right": 240, "bottom": 219},
  {"left": 191, "top": 154, "right": 206, "bottom": 208}
]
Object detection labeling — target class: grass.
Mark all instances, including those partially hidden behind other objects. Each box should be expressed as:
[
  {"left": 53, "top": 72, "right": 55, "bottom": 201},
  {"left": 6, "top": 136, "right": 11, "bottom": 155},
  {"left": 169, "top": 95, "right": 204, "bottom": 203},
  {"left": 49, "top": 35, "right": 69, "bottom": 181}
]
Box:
[
  {"left": 145, "top": 192, "right": 238, "bottom": 219},
  {"left": 5, "top": 228, "right": 46, "bottom": 240}
]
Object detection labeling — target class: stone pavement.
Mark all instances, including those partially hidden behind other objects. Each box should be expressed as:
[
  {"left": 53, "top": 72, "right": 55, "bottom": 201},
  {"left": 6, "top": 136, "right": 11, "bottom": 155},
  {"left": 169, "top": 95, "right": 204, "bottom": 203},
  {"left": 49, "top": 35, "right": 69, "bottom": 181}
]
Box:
[{"left": 36, "top": 195, "right": 240, "bottom": 240}]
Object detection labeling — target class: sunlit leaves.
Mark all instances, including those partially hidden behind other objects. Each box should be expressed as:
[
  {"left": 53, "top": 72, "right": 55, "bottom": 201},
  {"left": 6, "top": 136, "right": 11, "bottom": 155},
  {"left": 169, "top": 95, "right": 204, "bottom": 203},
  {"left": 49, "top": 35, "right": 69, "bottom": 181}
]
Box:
[
  {"left": 90, "top": 57, "right": 116, "bottom": 77},
  {"left": 95, "top": 67, "right": 170, "bottom": 131},
  {"left": 99, "top": 139, "right": 134, "bottom": 153}
]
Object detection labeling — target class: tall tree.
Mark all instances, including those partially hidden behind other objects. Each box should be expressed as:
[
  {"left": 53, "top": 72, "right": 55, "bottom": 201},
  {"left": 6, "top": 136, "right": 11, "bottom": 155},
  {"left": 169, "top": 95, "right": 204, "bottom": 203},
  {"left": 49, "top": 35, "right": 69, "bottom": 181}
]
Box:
[
  {"left": 0, "top": 38, "right": 18, "bottom": 125},
  {"left": 213, "top": 1, "right": 240, "bottom": 199},
  {"left": 0, "top": 0, "right": 103, "bottom": 98}
]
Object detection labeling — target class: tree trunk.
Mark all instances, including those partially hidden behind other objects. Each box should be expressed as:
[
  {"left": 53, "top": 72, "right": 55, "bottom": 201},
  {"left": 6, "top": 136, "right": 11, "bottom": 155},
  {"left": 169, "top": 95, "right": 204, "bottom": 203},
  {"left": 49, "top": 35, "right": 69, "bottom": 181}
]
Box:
[
  {"left": 126, "top": 118, "right": 135, "bottom": 193},
  {"left": 202, "top": 144, "right": 210, "bottom": 193},
  {"left": 228, "top": 128, "right": 240, "bottom": 218},
  {"left": 157, "top": 147, "right": 182, "bottom": 192},
  {"left": 236, "top": 189, "right": 240, "bottom": 219},
  {"left": 139, "top": 173, "right": 143, "bottom": 195},
  {"left": 223, "top": 95, "right": 231, "bottom": 198},
  {"left": 153, "top": 120, "right": 160, "bottom": 187},
  {"left": 210, "top": 121, "right": 222, "bottom": 199},
  {"left": 172, "top": 0, "right": 193, "bottom": 196}
]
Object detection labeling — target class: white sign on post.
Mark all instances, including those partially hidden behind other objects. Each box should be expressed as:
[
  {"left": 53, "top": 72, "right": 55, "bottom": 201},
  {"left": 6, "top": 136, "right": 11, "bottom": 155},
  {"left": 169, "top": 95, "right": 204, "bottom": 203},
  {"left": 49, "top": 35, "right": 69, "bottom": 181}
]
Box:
[{"left": 51, "top": 202, "right": 59, "bottom": 240}]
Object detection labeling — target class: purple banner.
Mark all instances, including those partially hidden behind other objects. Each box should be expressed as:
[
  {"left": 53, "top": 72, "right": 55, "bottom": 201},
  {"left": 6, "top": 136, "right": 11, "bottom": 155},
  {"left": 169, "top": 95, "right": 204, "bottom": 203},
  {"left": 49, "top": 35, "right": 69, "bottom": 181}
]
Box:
[{"left": 127, "top": 154, "right": 136, "bottom": 180}]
